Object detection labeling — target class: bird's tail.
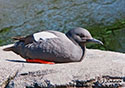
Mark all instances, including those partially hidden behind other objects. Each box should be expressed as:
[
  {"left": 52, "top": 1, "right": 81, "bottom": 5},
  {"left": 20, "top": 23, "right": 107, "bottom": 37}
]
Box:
[
  {"left": 3, "top": 44, "right": 14, "bottom": 51},
  {"left": 3, "top": 46, "right": 14, "bottom": 51},
  {"left": 12, "top": 36, "right": 25, "bottom": 41}
]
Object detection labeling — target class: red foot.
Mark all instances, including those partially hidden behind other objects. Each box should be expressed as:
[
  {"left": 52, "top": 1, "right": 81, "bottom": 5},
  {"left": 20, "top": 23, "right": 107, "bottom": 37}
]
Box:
[{"left": 26, "top": 59, "right": 55, "bottom": 64}]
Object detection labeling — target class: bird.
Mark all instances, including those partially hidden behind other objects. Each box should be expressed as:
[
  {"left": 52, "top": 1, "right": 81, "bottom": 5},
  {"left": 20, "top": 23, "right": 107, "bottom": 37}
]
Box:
[{"left": 3, "top": 27, "right": 103, "bottom": 64}]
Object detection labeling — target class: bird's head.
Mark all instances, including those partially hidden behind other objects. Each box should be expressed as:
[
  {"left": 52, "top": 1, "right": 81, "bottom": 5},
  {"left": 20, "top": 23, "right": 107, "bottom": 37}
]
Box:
[{"left": 66, "top": 27, "right": 103, "bottom": 47}]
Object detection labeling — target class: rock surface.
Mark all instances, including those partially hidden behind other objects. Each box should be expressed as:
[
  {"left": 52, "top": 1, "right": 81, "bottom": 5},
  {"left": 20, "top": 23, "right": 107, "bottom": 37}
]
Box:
[{"left": 0, "top": 45, "right": 125, "bottom": 87}]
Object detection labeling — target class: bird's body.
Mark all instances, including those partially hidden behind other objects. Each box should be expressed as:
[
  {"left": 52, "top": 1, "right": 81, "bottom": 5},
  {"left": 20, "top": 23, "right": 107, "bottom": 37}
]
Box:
[{"left": 3, "top": 27, "right": 103, "bottom": 64}]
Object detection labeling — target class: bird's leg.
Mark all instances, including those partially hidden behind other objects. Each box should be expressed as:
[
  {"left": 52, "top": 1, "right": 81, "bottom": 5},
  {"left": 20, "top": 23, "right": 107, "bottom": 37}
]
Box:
[{"left": 26, "top": 59, "right": 55, "bottom": 64}]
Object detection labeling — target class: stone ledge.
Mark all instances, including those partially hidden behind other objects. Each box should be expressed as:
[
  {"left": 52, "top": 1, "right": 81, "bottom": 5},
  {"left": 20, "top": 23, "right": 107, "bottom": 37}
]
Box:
[{"left": 0, "top": 45, "right": 125, "bottom": 87}]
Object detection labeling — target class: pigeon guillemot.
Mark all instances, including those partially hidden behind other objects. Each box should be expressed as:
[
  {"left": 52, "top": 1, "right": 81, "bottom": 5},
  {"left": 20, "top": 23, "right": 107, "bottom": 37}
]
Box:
[{"left": 3, "top": 27, "right": 103, "bottom": 64}]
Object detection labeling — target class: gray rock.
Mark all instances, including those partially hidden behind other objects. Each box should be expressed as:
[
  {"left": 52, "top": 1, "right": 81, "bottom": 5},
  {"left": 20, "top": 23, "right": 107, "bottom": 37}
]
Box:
[{"left": 0, "top": 45, "right": 125, "bottom": 87}]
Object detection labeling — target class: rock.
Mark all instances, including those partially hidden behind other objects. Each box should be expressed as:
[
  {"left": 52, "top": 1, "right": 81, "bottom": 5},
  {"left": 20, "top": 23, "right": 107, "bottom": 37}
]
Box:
[{"left": 0, "top": 45, "right": 125, "bottom": 87}]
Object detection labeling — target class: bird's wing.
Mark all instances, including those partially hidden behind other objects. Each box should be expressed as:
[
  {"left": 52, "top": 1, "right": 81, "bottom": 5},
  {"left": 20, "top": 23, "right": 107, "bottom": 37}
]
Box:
[
  {"left": 12, "top": 34, "right": 34, "bottom": 45},
  {"left": 12, "top": 36, "right": 25, "bottom": 40},
  {"left": 20, "top": 37, "right": 74, "bottom": 63}
]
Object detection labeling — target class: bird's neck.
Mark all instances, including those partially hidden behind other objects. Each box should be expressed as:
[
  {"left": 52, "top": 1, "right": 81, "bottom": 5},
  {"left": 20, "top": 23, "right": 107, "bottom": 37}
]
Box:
[
  {"left": 79, "top": 46, "right": 86, "bottom": 61},
  {"left": 66, "top": 32, "right": 79, "bottom": 46},
  {"left": 66, "top": 32, "right": 86, "bottom": 61}
]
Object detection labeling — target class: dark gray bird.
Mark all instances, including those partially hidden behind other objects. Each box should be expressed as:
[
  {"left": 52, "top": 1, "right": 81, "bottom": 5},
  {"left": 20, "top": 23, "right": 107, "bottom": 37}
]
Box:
[{"left": 3, "top": 27, "right": 103, "bottom": 64}]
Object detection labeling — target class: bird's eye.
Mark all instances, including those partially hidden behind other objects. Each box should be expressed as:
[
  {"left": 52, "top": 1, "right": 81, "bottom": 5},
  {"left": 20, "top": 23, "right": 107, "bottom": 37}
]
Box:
[
  {"left": 79, "top": 34, "right": 85, "bottom": 38},
  {"left": 76, "top": 33, "right": 85, "bottom": 38},
  {"left": 80, "top": 35, "right": 85, "bottom": 38}
]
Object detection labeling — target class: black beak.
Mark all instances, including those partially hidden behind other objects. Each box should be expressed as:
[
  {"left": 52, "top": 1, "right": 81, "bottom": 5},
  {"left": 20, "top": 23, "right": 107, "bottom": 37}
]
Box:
[{"left": 87, "top": 38, "right": 103, "bottom": 45}]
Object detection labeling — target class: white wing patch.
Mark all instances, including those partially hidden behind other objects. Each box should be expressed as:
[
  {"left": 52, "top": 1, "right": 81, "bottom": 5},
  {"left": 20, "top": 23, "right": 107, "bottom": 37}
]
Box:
[{"left": 33, "top": 31, "right": 58, "bottom": 41}]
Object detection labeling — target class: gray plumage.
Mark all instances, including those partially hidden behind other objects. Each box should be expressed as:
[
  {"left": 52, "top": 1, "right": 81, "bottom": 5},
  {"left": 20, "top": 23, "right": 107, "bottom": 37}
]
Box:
[{"left": 3, "top": 27, "right": 103, "bottom": 63}]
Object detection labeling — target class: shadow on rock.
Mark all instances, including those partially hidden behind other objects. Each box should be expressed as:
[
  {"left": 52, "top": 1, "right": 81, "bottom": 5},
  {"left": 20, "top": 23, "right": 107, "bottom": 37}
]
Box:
[{"left": 6, "top": 59, "right": 27, "bottom": 63}]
